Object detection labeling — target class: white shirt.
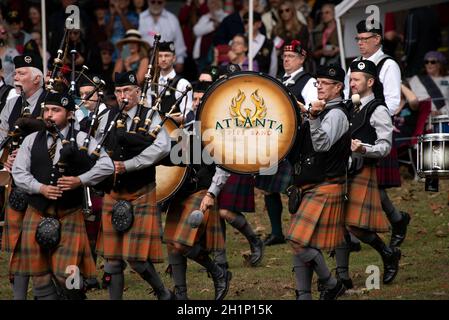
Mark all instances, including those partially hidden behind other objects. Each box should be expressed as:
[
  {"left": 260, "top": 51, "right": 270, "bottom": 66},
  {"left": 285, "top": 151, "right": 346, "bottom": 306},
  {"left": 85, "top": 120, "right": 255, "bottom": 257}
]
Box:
[
  {"left": 146, "top": 69, "right": 193, "bottom": 116},
  {"left": 0, "top": 79, "right": 19, "bottom": 101},
  {"left": 409, "top": 75, "right": 449, "bottom": 115},
  {"left": 249, "top": 33, "right": 278, "bottom": 77},
  {"left": 138, "top": 9, "right": 187, "bottom": 64},
  {"left": 283, "top": 67, "right": 318, "bottom": 107},
  {"left": 193, "top": 9, "right": 227, "bottom": 60},
  {"left": 344, "top": 48, "right": 401, "bottom": 116}
]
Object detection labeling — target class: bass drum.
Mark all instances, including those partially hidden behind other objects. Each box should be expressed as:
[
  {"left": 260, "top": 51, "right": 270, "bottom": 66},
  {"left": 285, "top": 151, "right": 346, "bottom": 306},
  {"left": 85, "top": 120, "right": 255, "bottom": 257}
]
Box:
[
  {"left": 196, "top": 71, "right": 300, "bottom": 174},
  {"left": 155, "top": 117, "right": 189, "bottom": 204}
]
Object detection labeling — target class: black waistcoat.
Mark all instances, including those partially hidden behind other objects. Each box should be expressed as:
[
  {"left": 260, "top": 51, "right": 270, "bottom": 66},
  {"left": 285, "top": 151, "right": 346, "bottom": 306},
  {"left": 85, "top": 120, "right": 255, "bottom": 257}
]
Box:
[
  {"left": 285, "top": 71, "right": 313, "bottom": 105},
  {"left": 254, "top": 37, "right": 274, "bottom": 74},
  {"left": 294, "top": 103, "right": 351, "bottom": 186},
  {"left": 159, "top": 75, "right": 182, "bottom": 115},
  {"left": 28, "top": 131, "right": 84, "bottom": 212},
  {"left": 8, "top": 91, "right": 45, "bottom": 131},
  {"left": 105, "top": 107, "right": 156, "bottom": 193},
  {"left": 349, "top": 98, "right": 387, "bottom": 166}
]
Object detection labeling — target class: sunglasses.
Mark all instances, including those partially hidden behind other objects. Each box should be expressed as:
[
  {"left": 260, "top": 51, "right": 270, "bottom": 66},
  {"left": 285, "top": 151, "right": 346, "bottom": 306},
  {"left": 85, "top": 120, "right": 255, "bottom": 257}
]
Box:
[
  {"left": 424, "top": 60, "right": 438, "bottom": 65},
  {"left": 279, "top": 8, "right": 291, "bottom": 14},
  {"left": 150, "top": 0, "right": 163, "bottom": 4}
]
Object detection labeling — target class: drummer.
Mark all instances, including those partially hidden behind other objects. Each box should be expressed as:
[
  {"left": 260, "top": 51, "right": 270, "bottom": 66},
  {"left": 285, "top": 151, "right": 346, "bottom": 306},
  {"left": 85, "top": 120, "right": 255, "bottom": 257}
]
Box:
[{"left": 163, "top": 80, "right": 232, "bottom": 300}]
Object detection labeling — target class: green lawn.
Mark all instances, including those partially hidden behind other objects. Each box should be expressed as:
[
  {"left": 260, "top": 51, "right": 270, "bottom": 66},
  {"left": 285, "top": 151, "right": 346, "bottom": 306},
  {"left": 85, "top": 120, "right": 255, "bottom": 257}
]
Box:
[{"left": 1, "top": 177, "right": 448, "bottom": 300}]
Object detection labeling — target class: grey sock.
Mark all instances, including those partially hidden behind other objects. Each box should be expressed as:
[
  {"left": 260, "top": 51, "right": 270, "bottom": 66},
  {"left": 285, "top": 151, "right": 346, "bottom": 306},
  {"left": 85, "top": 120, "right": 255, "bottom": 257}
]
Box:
[
  {"left": 228, "top": 213, "right": 257, "bottom": 243},
  {"left": 335, "top": 241, "right": 351, "bottom": 280},
  {"left": 12, "top": 275, "right": 30, "bottom": 300},
  {"left": 104, "top": 261, "right": 125, "bottom": 300},
  {"left": 214, "top": 248, "right": 228, "bottom": 265},
  {"left": 168, "top": 252, "right": 187, "bottom": 288},
  {"left": 33, "top": 281, "right": 59, "bottom": 300},
  {"left": 293, "top": 255, "right": 313, "bottom": 300},
  {"left": 379, "top": 188, "right": 402, "bottom": 223},
  {"left": 299, "top": 248, "right": 336, "bottom": 289}
]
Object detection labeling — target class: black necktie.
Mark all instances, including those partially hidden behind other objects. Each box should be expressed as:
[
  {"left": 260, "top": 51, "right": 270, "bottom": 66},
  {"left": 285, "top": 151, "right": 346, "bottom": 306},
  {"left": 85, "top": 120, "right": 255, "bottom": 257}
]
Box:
[
  {"left": 353, "top": 103, "right": 361, "bottom": 113},
  {"left": 282, "top": 75, "right": 290, "bottom": 83}
]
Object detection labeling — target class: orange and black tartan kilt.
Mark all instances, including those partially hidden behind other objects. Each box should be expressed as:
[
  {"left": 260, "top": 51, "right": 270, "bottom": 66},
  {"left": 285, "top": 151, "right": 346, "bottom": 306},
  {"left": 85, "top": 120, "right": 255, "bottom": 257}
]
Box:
[
  {"left": 286, "top": 182, "right": 346, "bottom": 250},
  {"left": 10, "top": 206, "right": 97, "bottom": 279},
  {"left": 96, "top": 184, "right": 163, "bottom": 263},
  {"left": 345, "top": 166, "right": 390, "bottom": 232},
  {"left": 164, "top": 189, "right": 224, "bottom": 251}
]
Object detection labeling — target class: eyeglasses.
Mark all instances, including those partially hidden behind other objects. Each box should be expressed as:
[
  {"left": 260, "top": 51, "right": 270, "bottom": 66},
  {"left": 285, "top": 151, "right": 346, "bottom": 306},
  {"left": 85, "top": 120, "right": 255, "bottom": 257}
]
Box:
[
  {"left": 424, "top": 60, "right": 438, "bottom": 65},
  {"left": 150, "top": 0, "right": 163, "bottom": 5},
  {"left": 313, "top": 80, "right": 338, "bottom": 87},
  {"left": 279, "top": 8, "right": 291, "bottom": 14},
  {"left": 354, "top": 35, "right": 378, "bottom": 43}
]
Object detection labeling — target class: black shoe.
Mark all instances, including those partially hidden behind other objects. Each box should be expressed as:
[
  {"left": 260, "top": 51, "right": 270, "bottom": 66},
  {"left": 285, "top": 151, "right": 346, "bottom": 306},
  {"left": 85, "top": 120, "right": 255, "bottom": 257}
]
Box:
[
  {"left": 382, "top": 247, "right": 401, "bottom": 284},
  {"left": 335, "top": 268, "right": 353, "bottom": 290},
  {"left": 390, "top": 212, "right": 411, "bottom": 248},
  {"left": 263, "top": 234, "right": 286, "bottom": 246},
  {"left": 319, "top": 279, "right": 346, "bottom": 300},
  {"left": 174, "top": 286, "right": 189, "bottom": 300},
  {"left": 155, "top": 288, "right": 176, "bottom": 300},
  {"left": 213, "top": 269, "right": 232, "bottom": 300},
  {"left": 249, "top": 237, "right": 264, "bottom": 266}
]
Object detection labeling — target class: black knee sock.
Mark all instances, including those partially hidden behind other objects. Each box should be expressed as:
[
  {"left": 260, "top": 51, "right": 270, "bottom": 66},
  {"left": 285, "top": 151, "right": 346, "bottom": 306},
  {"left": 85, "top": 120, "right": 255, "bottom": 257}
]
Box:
[
  {"left": 293, "top": 254, "right": 313, "bottom": 300},
  {"left": 12, "top": 275, "right": 29, "bottom": 300},
  {"left": 130, "top": 260, "right": 166, "bottom": 294},
  {"left": 379, "top": 188, "right": 402, "bottom": 223},
  {"left": 264, "top": 193, "right": 283, "bottom": 237},
  {"left": 191, "top": 252, "right": 224, "bottom": 279}
]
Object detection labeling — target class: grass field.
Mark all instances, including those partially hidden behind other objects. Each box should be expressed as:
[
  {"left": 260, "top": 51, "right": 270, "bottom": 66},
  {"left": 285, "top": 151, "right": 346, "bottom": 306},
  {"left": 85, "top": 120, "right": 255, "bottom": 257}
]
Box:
[{"left": 1, "top": 175, "right": 448, "bottom": 300}]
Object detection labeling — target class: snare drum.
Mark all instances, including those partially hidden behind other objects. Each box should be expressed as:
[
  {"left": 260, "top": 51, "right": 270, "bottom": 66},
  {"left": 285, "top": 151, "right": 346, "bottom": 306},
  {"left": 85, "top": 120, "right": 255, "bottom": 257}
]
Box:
[
  {"left": 429, "top": 115, "right": 449, "bottom": 133},
  {"left": 417, "top": 133, "right": 449, "bottom": 178},
  {"left": 196, "top": 71, "right": 300, "bottom": 174}
]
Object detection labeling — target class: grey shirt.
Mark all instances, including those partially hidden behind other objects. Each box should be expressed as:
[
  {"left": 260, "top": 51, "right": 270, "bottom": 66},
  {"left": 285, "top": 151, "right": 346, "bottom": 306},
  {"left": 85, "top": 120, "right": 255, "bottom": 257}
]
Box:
[
  {"left": 208, "top": 167, "right": 230, "bottom": 197},
  {"left": 358, "top": 93, "right": 392, "bottom": 159},
  {"left": 96, "top": 103, "right": 171, "bottom": 172},
  {"left": 308, "top": 97, "right": 350, "bottom": 152},
  {"left": 0, "top": 87, "right": 44, "bottom": 142},
  {"left": 12, "top": 126, "right": 114, "bottom": 195}
]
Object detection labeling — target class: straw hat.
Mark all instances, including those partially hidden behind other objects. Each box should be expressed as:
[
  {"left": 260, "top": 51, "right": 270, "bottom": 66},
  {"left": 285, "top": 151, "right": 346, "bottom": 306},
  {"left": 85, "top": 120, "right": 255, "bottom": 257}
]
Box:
[{"left": 116, "top": 29, "right": 151, "bottom": 53}]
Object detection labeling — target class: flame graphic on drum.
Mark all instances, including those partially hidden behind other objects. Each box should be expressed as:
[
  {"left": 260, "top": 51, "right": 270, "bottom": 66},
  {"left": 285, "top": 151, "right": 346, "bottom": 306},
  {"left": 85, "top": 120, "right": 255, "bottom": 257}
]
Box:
[
  {"left": 432, "top": 145, "right": 442, "bottom": 170},
  {"left": 230, "top": 89, "right": 267, "bottom": 126}
]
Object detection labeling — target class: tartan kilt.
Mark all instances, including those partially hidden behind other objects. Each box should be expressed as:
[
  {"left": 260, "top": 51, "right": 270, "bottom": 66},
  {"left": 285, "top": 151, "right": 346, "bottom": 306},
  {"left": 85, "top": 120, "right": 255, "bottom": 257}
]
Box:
[
  {"left": 376, "top": 146, "right": 401, "bottom": 188},
  {"left": 255, "top": 160, "right": 293, "bottom": 193},
  {"left": 286, "top": 182, "right": 346, "bottom": 250},
  {"left": 164, "top": 189, "right": 224, "bottom": 251},
  {"left": 345, "top": 166, "right": 390, "bottom": 232},
  {"left": 10, "top": 206, "right": 97, "bottom": 279},
  {"left": 96, "top": 184, "right": 164, "bottom": 263},
  {"left": 218, "top": 174, "right": 255, "bottom": 212}
]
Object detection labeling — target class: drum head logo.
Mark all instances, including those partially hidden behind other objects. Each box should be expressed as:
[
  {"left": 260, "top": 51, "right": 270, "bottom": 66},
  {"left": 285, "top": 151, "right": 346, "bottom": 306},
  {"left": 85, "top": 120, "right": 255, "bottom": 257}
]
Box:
[
  {"left": 24, "top": 56, "right": 32, "bottom": 64},
  {"left": 358, "top": 62, "right": 365, "bottom": 70},
  {"left": 230, "top": 89, "right": 267, "bottom": 125}
]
